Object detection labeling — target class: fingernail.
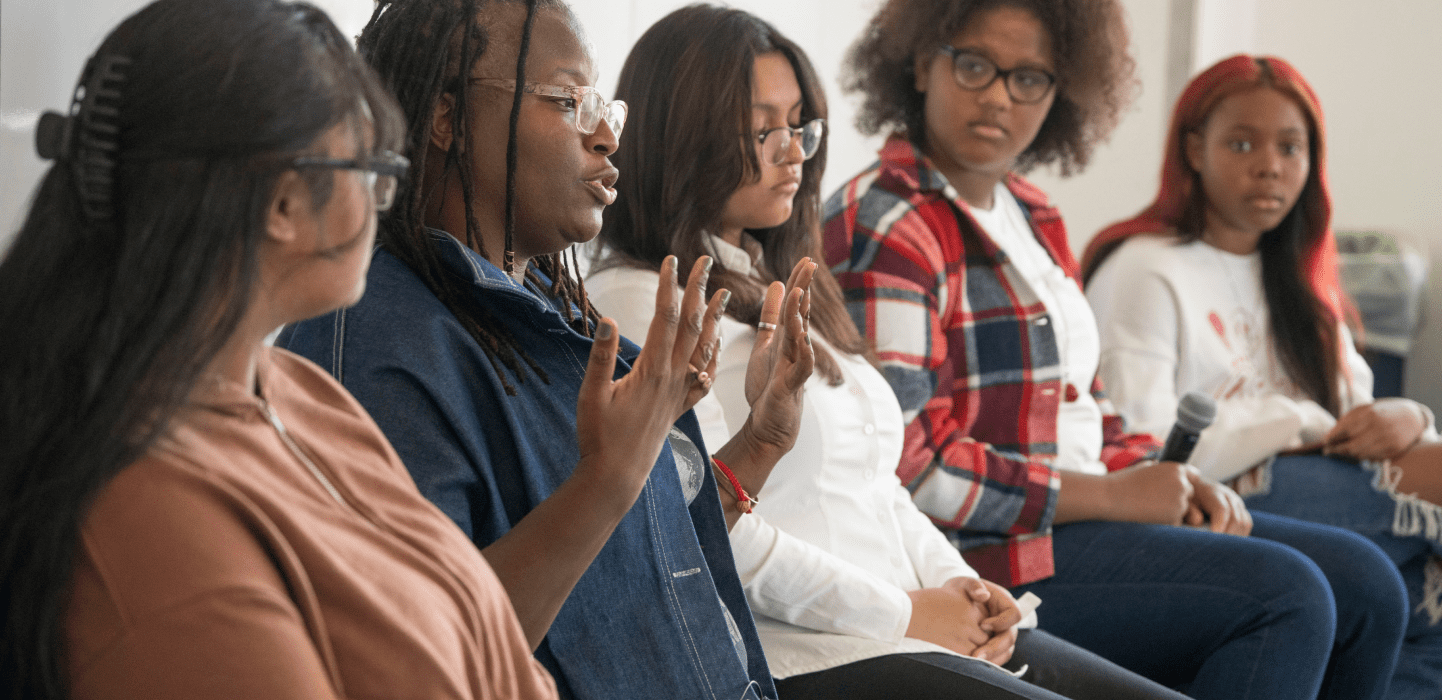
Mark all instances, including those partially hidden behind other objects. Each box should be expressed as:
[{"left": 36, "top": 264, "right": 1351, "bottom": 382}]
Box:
[
  {"left": 596, "top": 321, "right": 613, "bottom": 340},
  {"left": 975, "top": 652, "right": 988, "bottom": 662},
  {"left": 702, "top": 256, "right": 714, "bottom": 274},
  {"left": 718, "top": 290, "right": 732, "bottom": 314},
  {"left": 666, "top": 255, "right": 678, "bottom": 282}
]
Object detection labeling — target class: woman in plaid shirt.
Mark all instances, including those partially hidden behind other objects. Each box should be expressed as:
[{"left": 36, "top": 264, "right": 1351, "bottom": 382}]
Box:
[{"left": 822, "top": 0, "right": 1407, "bottom": 698}]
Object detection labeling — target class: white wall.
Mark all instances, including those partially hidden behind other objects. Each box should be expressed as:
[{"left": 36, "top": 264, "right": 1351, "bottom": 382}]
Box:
[
  {"left": 4, "top": 0, "right": 1436, "bottom": 408},
  {"left": 1189, "top": 0, "right": 1442, "bottom": 412},
  {"left": 570, "top": 0, "right": 889, "bottom": 202},
  {"left": 1024, "top": 0, "right": 1172, "bottom": 251},
  {"left": 0, "top": 0, "right": 375, "bottom": 241}
]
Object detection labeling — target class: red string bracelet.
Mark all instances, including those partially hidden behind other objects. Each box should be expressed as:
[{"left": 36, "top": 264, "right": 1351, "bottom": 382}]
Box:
[{"left": 711, "top": 456, "right": 758, "bottom": 514}]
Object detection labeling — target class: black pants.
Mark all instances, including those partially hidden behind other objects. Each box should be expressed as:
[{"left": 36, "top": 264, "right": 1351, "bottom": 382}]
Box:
[{"left": 773, "top": 629, "right": 1189, "bottom": 700}]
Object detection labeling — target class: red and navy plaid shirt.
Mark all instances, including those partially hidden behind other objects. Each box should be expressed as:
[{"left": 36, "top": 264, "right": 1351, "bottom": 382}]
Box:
[{"left": 822, "top": 137, "right": 1160, "bottom": 586}]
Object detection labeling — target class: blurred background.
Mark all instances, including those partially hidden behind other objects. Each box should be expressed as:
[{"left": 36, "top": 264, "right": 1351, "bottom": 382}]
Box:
[{"left": 4, "top": 0, "right": 1439, "bottom": 411}]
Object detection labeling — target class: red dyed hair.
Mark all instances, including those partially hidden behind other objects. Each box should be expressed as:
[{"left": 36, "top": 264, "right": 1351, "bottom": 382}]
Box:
[
  {"left": 1082, "top": 54, "right": 1354, "bottom": 413},
  {"left": 1082, "top": 54, "right": 1342, "bottom": 317}
]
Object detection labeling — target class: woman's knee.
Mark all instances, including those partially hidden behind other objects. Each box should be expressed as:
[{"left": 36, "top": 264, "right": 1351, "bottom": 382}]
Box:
[
  {"left": 1232, "top": 538, "right": 1338, "bottom": 640},
  {"left": 1255, "top": 513, "right": 1410, "bottom": 638},
  {"left": 1311, "top": 528, "right": 1410, "bottom": 638}
]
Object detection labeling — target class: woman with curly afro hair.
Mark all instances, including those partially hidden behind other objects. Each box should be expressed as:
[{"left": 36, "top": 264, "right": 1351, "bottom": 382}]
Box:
[{"left": 823, "top": 1, "right": 1408, "bottom": 698}]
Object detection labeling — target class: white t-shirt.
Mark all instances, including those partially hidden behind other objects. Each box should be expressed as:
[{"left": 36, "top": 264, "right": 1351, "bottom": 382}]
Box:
[
  {"left": 967, "top": 181, "right": 1107, "bottom": 475},
  {"left": 587, "top": 236, "right": 1008, "bottom": 679},
  {"left": 1086, "top": 234, "right": 1374, "bottom": 480}
]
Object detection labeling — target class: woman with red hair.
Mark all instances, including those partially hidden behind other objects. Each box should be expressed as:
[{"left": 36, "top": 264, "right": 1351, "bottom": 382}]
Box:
[{"left": 1084, "top": 54, "right": 1442, "bottom": 698}]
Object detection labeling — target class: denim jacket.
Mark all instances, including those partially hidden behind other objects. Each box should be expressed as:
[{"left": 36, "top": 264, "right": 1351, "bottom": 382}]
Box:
[{"left": 278, "top": 231, "right": 773, "bottom": 700}]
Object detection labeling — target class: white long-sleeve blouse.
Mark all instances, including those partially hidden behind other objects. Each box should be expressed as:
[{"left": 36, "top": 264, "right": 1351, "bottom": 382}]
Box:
[{"left": 586, "top": 235, "right": 988, "bottom": 678}]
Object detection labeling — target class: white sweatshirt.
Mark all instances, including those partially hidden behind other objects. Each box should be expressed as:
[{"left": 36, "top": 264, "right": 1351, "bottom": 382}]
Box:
[{"left": 1086, "top": 234, "right": 1374, "bottom": 481}]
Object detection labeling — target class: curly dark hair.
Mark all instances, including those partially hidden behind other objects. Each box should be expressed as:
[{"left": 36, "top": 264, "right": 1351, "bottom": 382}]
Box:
[{"left": 844, "top": 0, "right": 1136, "bottom": 175}]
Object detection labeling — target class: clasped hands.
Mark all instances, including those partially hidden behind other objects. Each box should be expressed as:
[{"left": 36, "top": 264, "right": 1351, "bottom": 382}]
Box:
[
  {"left": 906, "top": 577, "right": 1024, "bottom": 666},
  {"left": 1057, "top": 459, "right": 1252, "bottom": 536},
  {"left": 1112, "top": 460, "right": 1253, "bottom": 535}
]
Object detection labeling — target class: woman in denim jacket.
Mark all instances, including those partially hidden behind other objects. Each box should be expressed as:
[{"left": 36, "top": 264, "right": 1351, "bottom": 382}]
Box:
[{"left": 280, "top": 1, "right": 812, "bottom": 698}]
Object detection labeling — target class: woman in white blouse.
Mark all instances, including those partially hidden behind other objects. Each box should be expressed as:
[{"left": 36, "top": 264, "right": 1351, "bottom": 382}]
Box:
[{"left": 587, "top": 6, "right": 1186, "bottom": 699}]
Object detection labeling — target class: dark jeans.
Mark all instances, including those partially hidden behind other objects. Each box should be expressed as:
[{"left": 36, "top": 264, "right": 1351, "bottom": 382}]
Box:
[
  {"left": 774, "top": 629, "right": 1188, "bottom": 700},
  {"left": 1245, "top": 455, "right": 1442, "bottom": 700},
  {"left": 1012, "top": 513, "right": 1407, "bottom": 700}
]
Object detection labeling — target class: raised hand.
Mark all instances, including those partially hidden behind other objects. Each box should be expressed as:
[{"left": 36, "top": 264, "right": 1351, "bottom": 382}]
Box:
[
  {"left": 711, "top": 258, "right": 816, "bottom": 527},
  {"left": 576, "top": 255, "right": 726, "bottom": 493},
  {"left": 740, "top": 258, "right": 817, "bottom": 456},
  {"left": 488, "top": 255, "right": 727, "bottom": 648}
]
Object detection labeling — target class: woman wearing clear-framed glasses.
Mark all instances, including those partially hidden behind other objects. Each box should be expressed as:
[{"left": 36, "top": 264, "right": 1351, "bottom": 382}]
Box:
[
  {"left": 278, "top": 0, "right": 817, "bottom": 698},
  {"left": 824, "top": 1, "right": 1407, "bottom": 699},
  {"left": 588, "top": 5, "right": 1188, "bottom": 699}
]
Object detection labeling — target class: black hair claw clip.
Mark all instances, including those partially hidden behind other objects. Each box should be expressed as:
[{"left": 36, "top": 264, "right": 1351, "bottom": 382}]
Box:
[{"left": 37, "top": 53, "right": 131, "bottom": 221}]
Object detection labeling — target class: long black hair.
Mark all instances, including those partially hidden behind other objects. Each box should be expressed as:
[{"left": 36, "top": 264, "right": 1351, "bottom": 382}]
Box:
[
  {"left": 597, "top": 4, "right": 866, "bottom": 384},
  {"left": 358, "top": 0, "right": 596, "bottom": 395},
  {"left": 1084, "top": 56, "right": 1341, "bottom": 415},
  {"left": 0, "top": 0, "right": 405, "bottom": 696}
]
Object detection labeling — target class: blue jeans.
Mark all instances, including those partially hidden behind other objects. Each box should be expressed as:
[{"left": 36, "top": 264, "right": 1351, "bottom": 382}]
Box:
[
  {"left": 1245, "top": 455, "right": 1442, "bottom": 700},
  {"left": 1012, "top": 513, "right": 1407, "bottom": 700}
]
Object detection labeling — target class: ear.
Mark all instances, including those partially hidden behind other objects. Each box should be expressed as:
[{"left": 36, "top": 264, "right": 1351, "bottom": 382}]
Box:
[
  {"left": 913, "top": 52, "right": 933, "bottom": 94},
  {"left": 431, "top": 93, "right": 456, "bottom": 153},
  {"left": 266, "top": 171, "right": 311, "bottom": 246},
  {"left": 1184, "top": 131, "right": 1204, "bottom": 173}
]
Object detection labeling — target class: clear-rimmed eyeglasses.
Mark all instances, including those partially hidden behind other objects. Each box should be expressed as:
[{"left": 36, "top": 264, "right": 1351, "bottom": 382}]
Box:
[
  {"left": 471, "top": 78, "right": 627, "bottom": 137},
  {"left": 939, "top": 46, "right": 1056, "bottom": 105},
  {"left": 755, "top": 118, "right": 825, "bottom": 166},
  {"left": 290, "top": 150, "right": 409, "bottom": 212}
]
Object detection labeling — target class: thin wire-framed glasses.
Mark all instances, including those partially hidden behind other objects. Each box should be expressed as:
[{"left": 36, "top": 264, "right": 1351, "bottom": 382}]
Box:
[
  {"left": 756, "top": 119, "right": 826, "bottom": 166},
  {"left": 939, "top": 46, "right": 1056, "bottom": 105},
  {"left": 471, "top": 78, "right": 627, "bottom": 137},
  {"left": 290, "top": 151, "right": 409, "bottom": 212}
]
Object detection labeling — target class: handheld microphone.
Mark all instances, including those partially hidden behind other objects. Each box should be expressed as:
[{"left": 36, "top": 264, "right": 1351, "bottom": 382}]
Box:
[{"left": 1159, "top": 392, "right": 1216, "bottom": 464}]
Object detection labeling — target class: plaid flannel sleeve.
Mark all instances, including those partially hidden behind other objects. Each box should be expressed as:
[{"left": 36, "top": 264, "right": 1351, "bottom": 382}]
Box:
[
  {"left": 1093, "top": 376, "right": 1163, "bottom": 471},
  {"left": 826, "top": 191, "right": 1060, "bottom": 543}
]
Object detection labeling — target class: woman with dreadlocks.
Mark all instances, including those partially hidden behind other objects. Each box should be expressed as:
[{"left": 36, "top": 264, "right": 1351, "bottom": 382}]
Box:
[
  {"left": 279, "top": 1, "right": 812, "bottom": 698},
  {"left": 1, "top": 0, "right": 560, "bottom": 698}
]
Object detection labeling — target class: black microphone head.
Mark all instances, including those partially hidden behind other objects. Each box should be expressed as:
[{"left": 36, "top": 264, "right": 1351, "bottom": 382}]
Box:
[{"left": 1176, "top": 392, "right": 1217, "bottom": 432}]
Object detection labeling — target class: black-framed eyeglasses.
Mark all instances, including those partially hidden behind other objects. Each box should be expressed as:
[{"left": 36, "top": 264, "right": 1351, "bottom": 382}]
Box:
[
  {"left": 939, "top": 46, "right": 1056, "bottom": 105},
  {"left": 755, "top": 119, "right": 825, "bottom": 166},
  {"left": 290, "top": 150, "right": 409, "bottom": 212}
]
